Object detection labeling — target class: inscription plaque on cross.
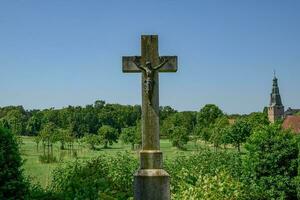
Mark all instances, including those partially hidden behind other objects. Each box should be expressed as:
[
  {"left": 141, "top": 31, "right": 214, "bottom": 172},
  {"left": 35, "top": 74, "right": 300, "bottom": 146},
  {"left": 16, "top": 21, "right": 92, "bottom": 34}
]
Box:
[{"left": 123, "top": 35, "right": 177, "bottom": 200}]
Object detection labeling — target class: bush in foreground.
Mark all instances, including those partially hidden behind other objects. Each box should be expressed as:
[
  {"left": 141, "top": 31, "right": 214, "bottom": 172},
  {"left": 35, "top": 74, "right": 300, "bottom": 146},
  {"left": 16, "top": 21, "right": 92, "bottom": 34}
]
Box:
[
  {"left": 0, "top": 127, "right": 28, "bottom": 200},
  {"left": 50, "top": 152, "right": 138, "bottom": 200},
  {"left": 243, "top": 124, "right": 299, "bottom": 199},
  {"left": 44, "top": 127, "right": 299, "bottom": 199},
  {"left": 165, "top": 148, "right": 246, "bottom": 199}
]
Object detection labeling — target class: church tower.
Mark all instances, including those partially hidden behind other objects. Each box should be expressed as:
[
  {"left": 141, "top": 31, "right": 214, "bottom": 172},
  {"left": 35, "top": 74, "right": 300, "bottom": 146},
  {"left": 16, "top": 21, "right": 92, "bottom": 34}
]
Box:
[{"left": 268, "top": 74, "right": 284, "bottom": 123}]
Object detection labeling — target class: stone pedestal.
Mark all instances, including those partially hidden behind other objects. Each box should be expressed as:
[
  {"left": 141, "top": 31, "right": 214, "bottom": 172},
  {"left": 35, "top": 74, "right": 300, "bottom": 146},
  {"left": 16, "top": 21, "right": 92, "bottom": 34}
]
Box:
[
  {"left": 134, "top": 150, "right": 170, "bottom": 200},
  {"left": 134, "top": 169, "right": 170, "bottom": 200}
]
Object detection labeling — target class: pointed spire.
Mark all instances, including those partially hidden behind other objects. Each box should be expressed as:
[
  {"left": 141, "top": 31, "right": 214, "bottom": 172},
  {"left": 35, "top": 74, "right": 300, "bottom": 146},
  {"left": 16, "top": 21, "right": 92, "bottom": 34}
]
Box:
[
  {"left": 270, "top": 72, "right": 282, "bottom": 106},
  {"left": 268, "top": 71, "right": 284, "bottom": 123}
]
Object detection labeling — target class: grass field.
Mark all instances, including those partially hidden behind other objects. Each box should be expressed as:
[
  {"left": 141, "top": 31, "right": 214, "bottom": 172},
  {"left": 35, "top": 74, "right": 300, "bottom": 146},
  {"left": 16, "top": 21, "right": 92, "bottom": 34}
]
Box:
[{"left": 20, "top": 136, "right": 203, "bottom": 188}]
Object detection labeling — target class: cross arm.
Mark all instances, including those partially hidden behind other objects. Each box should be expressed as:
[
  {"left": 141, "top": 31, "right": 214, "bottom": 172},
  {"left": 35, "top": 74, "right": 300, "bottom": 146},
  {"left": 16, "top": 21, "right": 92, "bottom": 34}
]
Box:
[
  {"left": 122, "top": 56, "right": 177, "bottom": 73},
  {"left": 122, "top": 56, "right": 142, "bottom": 73},
  {"left": 157, "top": 56, "right": 177, "bottom": 72}
]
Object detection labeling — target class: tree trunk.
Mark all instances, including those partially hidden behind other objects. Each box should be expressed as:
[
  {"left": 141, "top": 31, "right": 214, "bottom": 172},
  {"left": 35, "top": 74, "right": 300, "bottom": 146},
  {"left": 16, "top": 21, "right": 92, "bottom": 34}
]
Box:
[
  {"left": 43, "top": 142, "right": 45, "bottom": 156},
  {"left": 47, "top": 139, "right": 50, "bottom": 163},
  {"left": 104, "top": 141, "right": 108, "bottom": 149},
  {"left": 60, "top": 141, "right": 65, "bottom": 150}
]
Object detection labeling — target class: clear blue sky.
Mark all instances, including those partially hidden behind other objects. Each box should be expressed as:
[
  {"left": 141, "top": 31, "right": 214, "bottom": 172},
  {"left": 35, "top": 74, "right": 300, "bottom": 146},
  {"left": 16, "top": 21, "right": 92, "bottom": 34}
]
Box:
[{"left": 0, "top": 0, "right": 299, "bottom": 114}]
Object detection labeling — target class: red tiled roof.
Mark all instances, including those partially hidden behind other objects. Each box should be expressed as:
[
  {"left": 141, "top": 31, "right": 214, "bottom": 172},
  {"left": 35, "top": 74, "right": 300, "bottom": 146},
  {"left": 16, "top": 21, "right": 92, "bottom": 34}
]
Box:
[{"left": 282, "top": 116, "right": 300, "bottom": 134}]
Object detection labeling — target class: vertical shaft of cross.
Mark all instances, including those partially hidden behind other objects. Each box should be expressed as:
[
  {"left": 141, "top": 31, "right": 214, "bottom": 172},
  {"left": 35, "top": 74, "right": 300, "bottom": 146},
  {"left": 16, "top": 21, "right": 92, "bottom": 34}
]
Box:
[{"left": 141, "top": 35, "right": 160, "bottom": 151}]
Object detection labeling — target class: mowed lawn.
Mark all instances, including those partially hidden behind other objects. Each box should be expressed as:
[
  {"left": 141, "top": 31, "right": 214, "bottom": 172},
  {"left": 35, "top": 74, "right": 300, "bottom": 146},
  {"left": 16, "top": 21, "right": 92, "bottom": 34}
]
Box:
[{"left": 20, "top": 136, "right": 202, "bottom": 188}]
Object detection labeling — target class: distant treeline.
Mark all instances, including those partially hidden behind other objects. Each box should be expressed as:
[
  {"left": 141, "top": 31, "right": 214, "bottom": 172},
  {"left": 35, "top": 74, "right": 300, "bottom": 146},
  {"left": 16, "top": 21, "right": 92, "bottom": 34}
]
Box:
[
  {"left": 0, "top": 100, "right": 266, "bottom": 140},
  {"left": 0, "top": 100, "right": 141, "bottom": 137},
  {"left": 0, "top": 100, "right": 186, "bottom": 137}
]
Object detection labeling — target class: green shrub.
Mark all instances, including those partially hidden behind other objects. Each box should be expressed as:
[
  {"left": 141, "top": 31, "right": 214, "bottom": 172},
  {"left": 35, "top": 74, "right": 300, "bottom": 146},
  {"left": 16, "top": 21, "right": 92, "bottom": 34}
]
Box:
[
  {"left": 172, "top": 170, "right": 246, "bottom": 200},
  {"left": 26, "top": 183, "right": 63, "bottom": 200},
  {"left": 242, "top": 124, "right": 299, "bottom": 199},
  {"left": 50, "top": 152, "right": 138, "bottom": 200},
  {"left": 165, "top": 148, "right": 245, "bottom": 198},
  {"left": 0, "top": 127, "right": 28, "bottom": 199}
]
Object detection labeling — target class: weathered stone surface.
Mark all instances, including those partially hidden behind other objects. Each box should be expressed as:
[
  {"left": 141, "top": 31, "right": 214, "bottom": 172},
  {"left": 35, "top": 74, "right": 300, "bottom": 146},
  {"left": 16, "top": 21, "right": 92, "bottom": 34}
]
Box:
[
  {"left": 140, "top": 150, "right": 163, "bottom": 169},
  {"left": 134, "top": 169, "right": 170, "bottom": 200},
  {"left": 122, "top": 35, "right": 177, "bottom": 200}
]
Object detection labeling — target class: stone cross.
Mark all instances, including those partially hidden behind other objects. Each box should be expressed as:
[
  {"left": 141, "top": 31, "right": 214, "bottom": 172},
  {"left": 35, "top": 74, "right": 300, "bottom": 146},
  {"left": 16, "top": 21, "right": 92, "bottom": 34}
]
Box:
[{"left": 123, "top": 35, "right": 177, "bottom": 200}]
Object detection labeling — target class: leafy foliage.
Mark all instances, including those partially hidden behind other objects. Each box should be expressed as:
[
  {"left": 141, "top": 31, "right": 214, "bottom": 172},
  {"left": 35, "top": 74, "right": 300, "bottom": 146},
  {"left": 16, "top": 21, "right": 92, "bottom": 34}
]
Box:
[
  {"left": 209, "top": 116, "right": 230, "bottom": 150},
  {"left": 173, "top": 170, "right": 246, "bottom": 200},
  {"left": 38, "top": 122, "right": 58, "bottom": 163},
  {"left": 1, "top": 101, "right": 299, "bottom": 199},
  {"left": 226, "top": 119, "right": 251, "bottom": 152},
  {"left": 168, "top": 126, "right": 189, "bottom": 150},
  {"left": 165, "top": 149, "right": 245, "bottom": 199},
  {"left": 195, "top": 104, "right": 224, "bottom": 142},
  {"left": 98, "top": 125, "right": 118, "bottom": 148},
  {"left": 50, "top": 152, "right": 138, "bottom": 200},
  {"left": 0, "top": 127, "right": 28, "bottom": 199},
  {"left": 120, "top": 126, "right": 141, "bottom": 150},
  {"left": 0, "top": 101, "right": 141, "bottom": 138},
  {"left": 244, "top": 112, "right": 269, "bottom": 131},
  {"left": 83, "top": 134, "right": 101, "bottom": 150},
  {"left": 197, "top": 104, "right": 224, "bottom": 129},
  {"left": 242, "top": 124, "right": 299, "bottom": 199}
]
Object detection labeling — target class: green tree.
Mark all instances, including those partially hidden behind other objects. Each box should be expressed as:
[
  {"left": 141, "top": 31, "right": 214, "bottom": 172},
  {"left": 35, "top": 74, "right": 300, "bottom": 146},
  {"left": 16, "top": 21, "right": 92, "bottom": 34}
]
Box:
[
  {"left": 168, "top": 126, "right": 189, "bottom": 150},
  {"left": 161, "top": 112, "right": 196, "bottom": 137},
  {"left": 84, "top": 134, "right": 101, "bottom": 150},
  {"left": 120, "top": 126, "right": 139, "bottom": 150},
  {"left": 39, "top": 122, "right": 57, "bottom": 162},
  {"left": 196, "top": 104, "right": 223, "bottom": 143},
  {"left": 94, "top": 100, "right": 106, "bottom": 109},
  {"left": 209, "top": 117, "right": 229, "bottom": 151},
  {"left": 243, "top": 124, "right": 299, "bottom": 199},
  {"left": 33, "top": 136, "right": 41, "bottom": 152},
  {"left": 0, "top": 127, "right": 28, "bottom": 199},
  {"left": 159, "top": 106, "right": 177, "bottom": 122},
  {"left": 197, "top": 104, "right": 224, "bottom": 128},
  {"left": 5, "top": 109, "right": 27, "bottom": 135},
  {"left": 0, "top": 118, "right": 10, "bottom": 129},
  {"left": 245, "top": 112, "right": 269, "bottom": 132},
  {"left": 98, "top": 125, "right": 118, "bottom": 148},
  {"left": 227, "top": 119, "right": 251, "bottom": 152},
  {"left": 26, "top": 114, "right": 42, "bottom": 136},
  {"left": 194, "top": 126, "right": 211, "bottom": 144},
  {"left": 56, "top": 128, "right": 74, "bottom": 150}
]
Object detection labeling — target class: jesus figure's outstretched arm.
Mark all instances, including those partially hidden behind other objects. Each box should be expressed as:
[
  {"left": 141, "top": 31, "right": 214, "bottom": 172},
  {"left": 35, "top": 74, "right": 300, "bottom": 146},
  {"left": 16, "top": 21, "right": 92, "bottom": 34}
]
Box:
[{"left": 153, "top": 58, "right": 168, "bottom": 70}]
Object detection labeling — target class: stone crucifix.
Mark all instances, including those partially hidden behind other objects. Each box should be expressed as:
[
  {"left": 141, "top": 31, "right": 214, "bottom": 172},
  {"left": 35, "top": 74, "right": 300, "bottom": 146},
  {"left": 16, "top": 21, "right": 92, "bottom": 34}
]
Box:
[{"left": 123, "top": 35, "right": 177, "bottom": 200}]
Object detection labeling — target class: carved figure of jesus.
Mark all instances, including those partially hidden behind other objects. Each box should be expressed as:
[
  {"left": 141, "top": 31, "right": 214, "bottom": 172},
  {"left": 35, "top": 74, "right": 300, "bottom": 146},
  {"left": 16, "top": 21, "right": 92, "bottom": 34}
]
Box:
[{"left": 134, "top": 58, "right": 168, "bottom": 105}]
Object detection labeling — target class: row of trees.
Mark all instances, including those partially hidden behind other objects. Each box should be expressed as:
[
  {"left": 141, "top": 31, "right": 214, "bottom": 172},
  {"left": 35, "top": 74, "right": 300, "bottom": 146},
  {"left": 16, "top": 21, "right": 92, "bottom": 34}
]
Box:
[
  {"left": 160, "top": 104, "right": 270, "bottom": 151},
  {"left": 0, "top": 101, "right": 277, "bottom": 153},
  {"left": 0, "top": 101, "right": 141, "bottom": 137}
]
